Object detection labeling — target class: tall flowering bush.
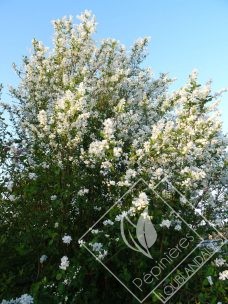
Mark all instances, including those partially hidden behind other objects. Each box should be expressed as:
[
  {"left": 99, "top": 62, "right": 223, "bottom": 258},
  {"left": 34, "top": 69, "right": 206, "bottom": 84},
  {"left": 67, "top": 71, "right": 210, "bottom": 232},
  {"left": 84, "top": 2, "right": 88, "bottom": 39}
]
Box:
[{"left": 0, "top": 11, "right": 227, "bottom": 304}]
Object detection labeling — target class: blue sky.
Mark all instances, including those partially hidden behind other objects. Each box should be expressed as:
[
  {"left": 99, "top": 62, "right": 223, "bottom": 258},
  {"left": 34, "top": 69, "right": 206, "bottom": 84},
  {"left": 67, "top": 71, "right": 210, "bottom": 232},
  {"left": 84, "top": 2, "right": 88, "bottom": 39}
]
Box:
[{"left": 0, "top": 0, "right": 227, "bottom": 131}]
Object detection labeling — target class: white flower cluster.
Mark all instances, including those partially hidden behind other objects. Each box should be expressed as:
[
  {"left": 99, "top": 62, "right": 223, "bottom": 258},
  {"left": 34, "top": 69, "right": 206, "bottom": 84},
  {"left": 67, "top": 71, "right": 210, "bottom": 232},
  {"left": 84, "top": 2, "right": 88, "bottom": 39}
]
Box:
[
  {"left": 28, "top": 173, "right": 37, "bottom": 180},
  {"left": 219, "top": 270, "right": 228, "bottom": 281},
  {"left": 89, "top": 242, "right": 107, "bottom": 260},
  {"left": 103, "top": 219, "right": 114, "bottom": 226},
  {"left": 78, "top": 188, "right": 89, "bottom": 196},
  {"left": 160, "top": 219, "right": 171, "bottom": 229},
  {"left": 97, "top": 250, "right": 108, "bottom": 260},
  {"left": 40, "top": 254, "right": 48, "bottom": 263},
  {"left": 1, "top": 294, "right": 33, "bottom": 304},
  {"left": 160, "top": 219, "right": 182, "bottom": 231},
  {"left": 125, "top": 169, "right": 137, "bottom": 182},
  {"left": 174, "top": 223, "right": 182, "bottom": 231},
  {"left": 59, "top": 256, "right": 70, "bottom": 270},
  {"left": 115, "top": 211, "right": 128, "bottom": 222},
  {"left": 37, "top": 110, "right": 47, "bottom": 126},
  {"left": 103, "top": 118, "right": 115, "bottom": 139},
  {"left": 113, "top": 147, "right": 122, "bottom": 158},
  {"left": 78, "top": 239, "right": 85, "bottom": 247},
  {"left": 89, "top": 242, "right": 103, "bottom": 252},
  {"left": 88, "top": 140, "right": 109, "bottom": 158},
  {"left": 62, "top": 235, "right": 72, "bottom": 244},
  {"left": 131, "top": 192, "right": 149, "bottom": 211},
  {"left": 91, "top": 229, "right": 99, "bottom": 234},
  {"left": 214, "top": 257, "right": 226, "bottom": 267}
]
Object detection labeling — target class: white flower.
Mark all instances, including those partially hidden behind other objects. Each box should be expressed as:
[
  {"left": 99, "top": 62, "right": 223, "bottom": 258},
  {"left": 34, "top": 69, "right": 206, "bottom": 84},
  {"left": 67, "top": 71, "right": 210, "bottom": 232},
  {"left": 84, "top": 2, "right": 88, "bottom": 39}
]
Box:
[
  {"left": 59, "top": 256, "right": 69, "bottom": 270},
  {"left": 88, "top": 140, "right": 109, "bottom": 157},
  {"left": 103, "top": 219, "right": 114, "bottom": 226},
  {"left": 109, "top": 180, "right": 116, "bottom": 186},
  {"left": 91, "top": 229, "right": 99, "bottom": 234},
  {"left": 78, "top": 188, "right": 89, "bottom": 196},
  {"left": 115, "top": 211, "right": 128, "bottom": 221},
  {"left": 160, "top": 219, "right": 171, "bottom": 228},
  {"left": 37, "top": 110, "right": 47, "bottom": 126},
  {"left": 113, "top": 147, "right": 122, "bottom": 158},
  {"left": 174, "top": 224, "right": 182, "bottom": 231},
  {"left": 132, "top": 192, "right": 149, "bottom": 210},
  {"left": 40, "top": 255, "right": 48, "bottom": 263},
  {"left": 155, "top": 168, "right": 163, "bottom": 177},
  {"left": 110, "top": 75, "right": 118, "bottom": 82},
  {"left": 54, "top": 222, "right": 59, "bottom": 228},
  {"left": 103, "top": 118, "right": 115, "bottom": 139},
  {"left": 180, "top": 196, "right": 187, "bottom": 204},
  {"left": 94, "top": 206, "right": 102, "bottom": 211},
  {"left": 101, "top": 161, "right": 112, "bottom": 169},
  {"left": 125, "top": 169, "right": 137, "bottom": 181},
  {"left": 62, "top": 235, "right": 72, "bottom": 244},
  {"left": 51, "top": 195, "right": 57, "bottom": 201},
  {"left": 207, "top": 275, "right": 213, "bottom": 285},
  {"left": 78, "top": 239, "right": 85, "bottom": 247},
  {"left": 189, "top": 69, "right": 198, "bottom": 82},
  {"left": 218, "top": 270, "right": 228, "bottom": 280},
  {"left": 1, "top": 294, "right": 34, "bottom": 304},
  {"left": 19, "top": 294, "right": 34, "bottom": 304},
  {"left": 136, "top": 149, "right": 143, "bottom": 156},
  {"left": 78, "top": 82, "right": 85, "bottom": 95},
  {"left": 89, "top": 242, "right": 103, "bottom": 252},
  {"left": 214, "top": 257, "right": 226, "bottom": 267},
  {"left": 41, "top": 162, "right": 49, "bottom": 169},
  {"left": 28, "top": 173, "right": 37, "bottom": 180},
  {"left": 98, "top": 250, "right": 108, "bottom": 260}
]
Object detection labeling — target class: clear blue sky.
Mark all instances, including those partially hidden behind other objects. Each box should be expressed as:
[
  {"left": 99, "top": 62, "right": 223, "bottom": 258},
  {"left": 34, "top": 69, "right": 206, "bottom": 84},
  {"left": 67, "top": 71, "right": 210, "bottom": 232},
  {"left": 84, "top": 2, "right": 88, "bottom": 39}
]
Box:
[{"left": 0, "top": 0, "right": 227, "bottom": 131}]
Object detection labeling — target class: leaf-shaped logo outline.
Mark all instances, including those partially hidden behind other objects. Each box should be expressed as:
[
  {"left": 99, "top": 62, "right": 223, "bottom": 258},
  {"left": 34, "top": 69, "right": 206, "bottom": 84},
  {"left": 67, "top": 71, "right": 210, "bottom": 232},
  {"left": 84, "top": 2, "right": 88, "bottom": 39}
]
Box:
[
  {"left": 120, "top": 207, "right": 157, "bottom": 259},
  {"left": 136, "top": 207, "right": 157, "bottom": 250}
]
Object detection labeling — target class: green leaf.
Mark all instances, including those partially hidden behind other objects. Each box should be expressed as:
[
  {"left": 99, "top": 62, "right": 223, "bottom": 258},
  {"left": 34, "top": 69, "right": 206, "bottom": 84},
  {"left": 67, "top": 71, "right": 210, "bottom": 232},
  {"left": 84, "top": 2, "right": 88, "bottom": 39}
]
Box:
[{"left": 56, "top": 273, "right": 62, "bottom": 281}]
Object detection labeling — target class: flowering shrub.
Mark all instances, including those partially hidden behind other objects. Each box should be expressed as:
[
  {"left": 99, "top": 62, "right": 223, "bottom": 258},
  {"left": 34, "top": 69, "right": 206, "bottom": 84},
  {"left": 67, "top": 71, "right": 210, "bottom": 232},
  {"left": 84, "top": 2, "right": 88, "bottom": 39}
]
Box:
[{"left": 0, "top": 10, "right": 227, "bottom": 304}]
